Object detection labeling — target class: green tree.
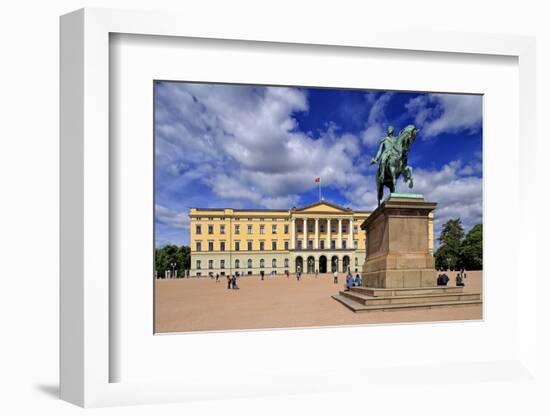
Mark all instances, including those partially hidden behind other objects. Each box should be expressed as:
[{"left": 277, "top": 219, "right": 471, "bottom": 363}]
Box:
[
  {"left": 155, "top": 244, "right": 190, "bottom": 277},
  {"left": 460, "top": 224, "right": 483, "bottom": 270},
  {"left": 434, "top": 218, "right": 465, "bottom": 271}
]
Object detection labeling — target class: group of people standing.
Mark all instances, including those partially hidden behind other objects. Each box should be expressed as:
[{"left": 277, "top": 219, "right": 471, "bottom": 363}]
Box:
[
  {"left": 226, "top": 274, "right": 239, "bottom": 290},
  {"left": 437, "top": 268, "right": 467, "bottom": 287}
]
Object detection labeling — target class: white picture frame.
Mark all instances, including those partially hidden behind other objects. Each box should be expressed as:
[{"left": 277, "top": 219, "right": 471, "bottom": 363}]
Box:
[{"left": 60, "top": 7, "right": 537, "bottom": 408}]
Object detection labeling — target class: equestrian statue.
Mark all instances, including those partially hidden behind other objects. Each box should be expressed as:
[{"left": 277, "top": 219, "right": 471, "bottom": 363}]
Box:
[{"left": 370, "top": 125, "right": 419, "bottom": 206}]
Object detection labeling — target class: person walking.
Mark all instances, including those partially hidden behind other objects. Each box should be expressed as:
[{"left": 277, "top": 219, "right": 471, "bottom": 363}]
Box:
[
  {"left": 227, "top": 275, "right": 232, "bottom": 290},
  {"left": 215, "top": 273, "right": 219, "bottom": 283},
  {"left": 315, "top": 269, "right": 318, "bottom": 278},
  {"left": 333, "top": 271, "right": 338, "bottom": 284}
]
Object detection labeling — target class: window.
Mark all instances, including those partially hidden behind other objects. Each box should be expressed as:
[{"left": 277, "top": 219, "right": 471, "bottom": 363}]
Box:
[
  {"left": 195, "top": 225, "right": 202, "bottom": 234},
  {"left": 196, "top": 260, "right": 201, "bottom": 269},
  {"left": 235, "top": 224, "right": 240, "bottom": 234},
  {"left": 260, "top": 225, "right": 265, "bottom": 234},
  {"left": 247, "top": 224, "right": 253, "bottom": 234},
  {"left": 308, "top": 240, "right": 313, "bottom": 249},
  {"left": 208, "top": 241, "right": 214, "bottom": 251},
  {"left": 208, "top": 260, "right": 213, "bottom": 269},
  {"left": 297, "top": 240, "right": 303, "bottom": 249},
  {"left": 354, "top": 225, "right": 358, "bottom": 233},
  {"left": 320, "top": 240, "right": 325, "bottom": 249},
  {"left": 331, "top": 224, "right": 336, "bottom": 233},
  {"left": 284, "top": 224, "right": 289, "bottom": 234},
  {"left": 284, "top": 258, "right": 289, "bottom": 267},
  {"left": 208, "top": 217, "right": 214, "bottom": 220},
  {"left": 235, "top": 259, "right": 240, "bottom": 269},
  {"left": 342, "top": 224, "right": 347, "bottom": 233},
  {"left": 331, "top": 240, "right": 336, "bottom": 249},
  {"left": 235, "top": 241, "right": 240, "bottom": 251},
  {"left": 247, "top": 241, "right": 253, "bottom": 251},
  {"left": 271, "top": 241, "right": 277, "bottom": 250},
  {"left": 259, "top": 241, "right": 265, "bottom": 251},
  {"left": 354, "top": 240, "right": 358, "bottom": 249},
  {"left": 272, "top": 224, "right": 277, "bottom": 234},
  {"left": 220, "top": 259, "right": 225, "bottom": 269},
  {"left": 284, "top": 241, "right": 289, "bottom": 250},
  {"left": 220, "top": 224, "right": 225, "bottom": 234},
  {"left": 297, "top": 224, "right": 303, "bottom": 232},
  {"left": 247, "top": 259, "right": 252, "bottom": 268},
  {"left": 208, "top": 224, "right": 214, "bottom": 234},
  {"left": 308, "top": 224, "right": 314, "bottom": 232},
  {"left": 220, "top": 241, "right": 226, "bottom": 251},
  {"left": 260, "top": 259, "right": 265, "bottom": 268},
  {"left": 320, "top": 224, "right": 325, "bottom": 233},
  {"left": 196, "top": 272, "right": 202, "bottom": 277},
  {"left": 272, "top": 259, "right": 277, "bottom": 268},
  {"left": 196, "top": 242, "right": 202, "bottom": 252},
  {"left": 355, "top": 258, "right": 358, "bottom": 266},
  {"left": 342, "top": 240, "right": 347, "bottom": 249}
]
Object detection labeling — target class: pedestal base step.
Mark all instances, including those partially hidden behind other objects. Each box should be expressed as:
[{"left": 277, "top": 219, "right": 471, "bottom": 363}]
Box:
[
  {"left": 351, "top": 286, "right": 465, "bottom": 297},
  {"left": 332, "top": 294, "right": 482, "bottom": 313},
  {"left": 339, "top": 289, "right": 480, "bottom": 306}
]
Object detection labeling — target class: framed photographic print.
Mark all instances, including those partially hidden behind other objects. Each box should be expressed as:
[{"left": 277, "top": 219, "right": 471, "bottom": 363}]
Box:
[
  {"left": 152, "top": 80, "right": 483, "bottom": 334},
  {"left": 60, "top": 7, "right": 537, "bottom": 408}
]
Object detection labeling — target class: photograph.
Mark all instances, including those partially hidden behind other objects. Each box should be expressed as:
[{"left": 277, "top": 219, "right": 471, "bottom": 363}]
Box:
[{"left": 153, "top": 81, "right": 483, "bottom": 333}]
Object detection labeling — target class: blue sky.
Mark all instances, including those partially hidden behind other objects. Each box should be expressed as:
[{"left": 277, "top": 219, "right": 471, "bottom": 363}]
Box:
[{"left": 155, "top": 82, "right": 482, "bottom": 247}]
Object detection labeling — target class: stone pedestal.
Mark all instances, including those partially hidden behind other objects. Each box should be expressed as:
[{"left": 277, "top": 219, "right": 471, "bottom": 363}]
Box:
[
  {"left": 361, "top": 194, "right": 437, "bottom": 288},
  {"left": 332, "top": 194, "right": 482, "bottom": 312}
]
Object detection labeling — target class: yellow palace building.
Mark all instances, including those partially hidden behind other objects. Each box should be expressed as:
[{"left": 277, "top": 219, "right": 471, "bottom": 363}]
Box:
[{"left": 189, "top": 200, "right": 434, "bottom": 277}]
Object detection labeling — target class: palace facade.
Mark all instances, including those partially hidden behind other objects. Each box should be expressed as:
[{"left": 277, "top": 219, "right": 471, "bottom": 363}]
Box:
[{"left": 189, "top": 200, "right": 434, "bottom": 277}]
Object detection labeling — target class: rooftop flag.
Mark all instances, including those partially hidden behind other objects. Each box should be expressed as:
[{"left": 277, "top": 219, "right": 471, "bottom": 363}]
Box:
[{"left": 315, "top": 177, "right": 321, "bottom": 200}]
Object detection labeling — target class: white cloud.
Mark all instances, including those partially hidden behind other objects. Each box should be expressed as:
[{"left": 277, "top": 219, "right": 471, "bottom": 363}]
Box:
[
  {"left": 395, "top": 160, "right": 482, "bottom": 239},
  {"left": 156, "top": 83, "right": 364, "bottom": 208},
  {"left": 360, "top": 93, "right": 393, "bottom": 147},
  {"left": 405, "top": 94, "right": 482, "bottom": 139},
  {"left": 155, "top": 204, "right": 189, "bottom": 230}
]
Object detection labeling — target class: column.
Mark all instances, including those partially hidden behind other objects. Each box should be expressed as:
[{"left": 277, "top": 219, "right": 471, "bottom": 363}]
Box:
[
  {"left": 302, "top": 218, "right": 307, "bottom": 249},
  {"left": 348, "top": 218, "right": 353, "bottom": 249},
  {"left": 338, "top": 218, "right": 342, "bottom": 249},
  {"left": 291, "top": 217, "right": 296, "bottom": 249},
  {"left": 314, "top": 218, "right": 319, "bottom": 249},
  {"left": 326, "top": 218, "right": 331, "bottom": 249}
]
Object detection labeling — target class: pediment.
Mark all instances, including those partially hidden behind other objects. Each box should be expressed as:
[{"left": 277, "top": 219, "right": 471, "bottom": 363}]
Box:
[{"left": 293, "top": 201, "right": 351, "bottom": 213}]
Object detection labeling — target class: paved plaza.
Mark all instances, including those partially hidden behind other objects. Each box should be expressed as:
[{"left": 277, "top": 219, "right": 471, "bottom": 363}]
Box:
[{"left": 155, "top": 271, "right": 483, "bottom": 333}]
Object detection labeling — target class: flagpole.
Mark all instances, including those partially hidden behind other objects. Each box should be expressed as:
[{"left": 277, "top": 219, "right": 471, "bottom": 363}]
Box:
[{"left": 319, "top": 180, "right": 321, "bottom": 201}]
